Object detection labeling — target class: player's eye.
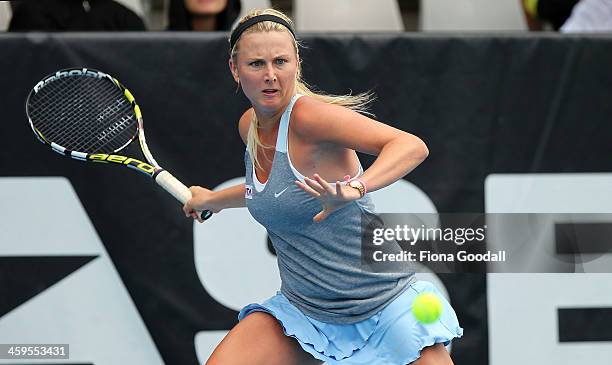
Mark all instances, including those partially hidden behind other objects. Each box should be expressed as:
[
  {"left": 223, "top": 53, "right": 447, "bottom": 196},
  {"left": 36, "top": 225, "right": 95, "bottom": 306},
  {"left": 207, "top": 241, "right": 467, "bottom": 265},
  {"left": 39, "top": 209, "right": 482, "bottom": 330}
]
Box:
[{"left": 249, "top": 60, "right": 264, "bottom": 67}]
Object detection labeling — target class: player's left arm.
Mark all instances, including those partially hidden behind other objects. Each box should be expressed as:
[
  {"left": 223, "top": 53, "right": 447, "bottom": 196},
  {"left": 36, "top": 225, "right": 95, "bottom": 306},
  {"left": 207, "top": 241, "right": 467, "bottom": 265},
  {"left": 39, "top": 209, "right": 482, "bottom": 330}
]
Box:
[{"left": 291, "top": 96, "right": 429, "bottom": 193}]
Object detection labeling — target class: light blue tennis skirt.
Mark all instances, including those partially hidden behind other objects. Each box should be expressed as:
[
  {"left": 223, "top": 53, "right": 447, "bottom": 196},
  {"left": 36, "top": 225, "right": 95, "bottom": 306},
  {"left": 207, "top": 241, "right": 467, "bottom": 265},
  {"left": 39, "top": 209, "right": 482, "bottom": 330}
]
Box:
[{"left": 238, "top": 281, "right": 463, "bottom": 364}]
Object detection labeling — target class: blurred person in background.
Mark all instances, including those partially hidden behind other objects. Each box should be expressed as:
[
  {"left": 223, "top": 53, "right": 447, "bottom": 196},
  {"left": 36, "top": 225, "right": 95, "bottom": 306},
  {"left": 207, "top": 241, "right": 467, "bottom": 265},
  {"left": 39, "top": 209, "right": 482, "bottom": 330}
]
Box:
[
  {"left": 167, "top": 0, "right": 241, "bottom": 31},
  {"left": 522, "top": 0, "right": 579, "bottom": 30},
  {"left": 523, "top": 0, "right": 612, "bottom": 32},
  {"left": 8, "top": 0, "right": 145, "bottom": 31}
]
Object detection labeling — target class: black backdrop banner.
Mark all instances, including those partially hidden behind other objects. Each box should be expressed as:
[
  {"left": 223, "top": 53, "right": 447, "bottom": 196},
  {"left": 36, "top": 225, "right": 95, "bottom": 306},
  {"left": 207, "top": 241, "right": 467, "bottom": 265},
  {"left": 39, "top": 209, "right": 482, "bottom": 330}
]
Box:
[{"left": 1, "top": 33, "right": 611, "bottom": 365}]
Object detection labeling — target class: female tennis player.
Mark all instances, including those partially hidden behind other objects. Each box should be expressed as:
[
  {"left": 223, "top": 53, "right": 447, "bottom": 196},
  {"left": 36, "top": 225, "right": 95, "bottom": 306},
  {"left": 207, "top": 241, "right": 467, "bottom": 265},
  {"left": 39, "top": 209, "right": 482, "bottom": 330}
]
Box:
[{"left": 183, "top": 8, "right": 463, "bottom": 365}]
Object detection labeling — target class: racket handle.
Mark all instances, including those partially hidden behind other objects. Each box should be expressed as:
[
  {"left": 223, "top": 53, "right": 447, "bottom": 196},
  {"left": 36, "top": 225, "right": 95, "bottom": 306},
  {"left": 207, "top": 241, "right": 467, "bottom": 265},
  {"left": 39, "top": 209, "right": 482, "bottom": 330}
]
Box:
[{"left": 154, "top": 170, "right": 213, "bottom": 221}]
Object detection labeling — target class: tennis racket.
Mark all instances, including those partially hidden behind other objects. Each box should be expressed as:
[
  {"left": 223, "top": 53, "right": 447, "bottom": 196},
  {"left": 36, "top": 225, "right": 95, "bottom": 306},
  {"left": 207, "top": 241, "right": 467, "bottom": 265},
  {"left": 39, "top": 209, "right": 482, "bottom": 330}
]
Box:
[{"left": 26, "top": 67, "right": 212, "bottom": 221}]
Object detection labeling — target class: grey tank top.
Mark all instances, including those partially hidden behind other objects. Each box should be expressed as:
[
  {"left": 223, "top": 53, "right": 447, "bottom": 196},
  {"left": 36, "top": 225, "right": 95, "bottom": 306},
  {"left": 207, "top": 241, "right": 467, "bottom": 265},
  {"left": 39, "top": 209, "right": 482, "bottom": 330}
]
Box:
[{"left": 244, "top": 94, "right": 415, "bottom": 324}]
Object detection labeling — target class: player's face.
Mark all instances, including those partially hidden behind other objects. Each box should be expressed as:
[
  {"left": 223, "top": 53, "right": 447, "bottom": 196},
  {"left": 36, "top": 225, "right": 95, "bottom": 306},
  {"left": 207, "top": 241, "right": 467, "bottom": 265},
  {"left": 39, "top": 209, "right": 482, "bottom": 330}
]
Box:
[
  {"left": 230, "top": 31, "right": 298, "bottom": 114},
  {"left": 184, "top": 0, "right": 227, "bottom": 16}
]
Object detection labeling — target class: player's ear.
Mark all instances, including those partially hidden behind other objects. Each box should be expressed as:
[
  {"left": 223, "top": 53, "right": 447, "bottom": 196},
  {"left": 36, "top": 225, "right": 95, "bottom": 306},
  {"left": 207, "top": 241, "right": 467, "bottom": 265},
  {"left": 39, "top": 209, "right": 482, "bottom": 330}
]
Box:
[{"left": 228, "top": 58, "right": 239, "bottom": 83}]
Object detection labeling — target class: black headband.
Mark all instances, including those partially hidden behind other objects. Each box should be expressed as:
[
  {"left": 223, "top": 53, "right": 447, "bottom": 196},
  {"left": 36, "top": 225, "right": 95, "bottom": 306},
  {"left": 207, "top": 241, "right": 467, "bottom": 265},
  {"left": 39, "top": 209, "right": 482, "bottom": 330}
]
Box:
[{"left": 229, "top": 14, "right": 296, "bottom": 51}]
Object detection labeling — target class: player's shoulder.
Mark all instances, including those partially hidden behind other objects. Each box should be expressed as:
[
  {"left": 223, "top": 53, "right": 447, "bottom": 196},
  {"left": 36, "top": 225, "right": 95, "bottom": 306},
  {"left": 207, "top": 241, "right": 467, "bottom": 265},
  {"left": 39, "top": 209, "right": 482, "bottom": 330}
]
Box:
[
  {"left": 293, "top": 94, "right": 326, "bottom": 114},
  {"left": 291, "top": 95, "right": 342, "bottom": 138},
  {"left": 292, "top": 95, "right": 324, "bottom": 126},
  {"left": 238, "top": 108, "right": 254, "bottom": 145}
]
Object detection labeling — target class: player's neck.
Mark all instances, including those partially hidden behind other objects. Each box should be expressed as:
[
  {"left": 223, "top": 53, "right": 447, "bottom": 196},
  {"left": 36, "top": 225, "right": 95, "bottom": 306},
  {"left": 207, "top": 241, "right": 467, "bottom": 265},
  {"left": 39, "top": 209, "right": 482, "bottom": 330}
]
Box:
[
  {"left": 255, "top": 110, "right": 284, "bottom": 131},
  {"left": 257, "top": 117, "right": 280, "bottom": 135},
  {"left": 255, "top": 94, "right": 296, "bottom": 129}
]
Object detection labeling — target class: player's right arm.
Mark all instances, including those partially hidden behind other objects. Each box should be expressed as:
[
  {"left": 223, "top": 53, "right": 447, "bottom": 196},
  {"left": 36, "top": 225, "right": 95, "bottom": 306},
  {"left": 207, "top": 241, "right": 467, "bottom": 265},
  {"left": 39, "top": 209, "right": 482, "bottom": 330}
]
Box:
[
  {"left": 185, "top": 183, "right": 246, "bottom": 214},
  {"left": 183, "top": 110, "right": 253, "bottom": 221}
]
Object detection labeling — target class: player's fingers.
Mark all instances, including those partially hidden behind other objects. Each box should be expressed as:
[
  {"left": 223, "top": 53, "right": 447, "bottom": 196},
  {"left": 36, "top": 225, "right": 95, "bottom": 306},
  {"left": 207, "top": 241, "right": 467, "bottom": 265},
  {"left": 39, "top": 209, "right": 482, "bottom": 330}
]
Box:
[
  {"left": 182, "top": 202, "right": 192, "bottom": 216},
  {"left": 335, "top": 181, "right": 344, "bottom": 197},
  {"left": 313, "top": 174, "right": 334, "bottom": 194},
  {"left": 313, "top": 209, "right": 331, "bottom": 222},
  {"left": 295, "top": 180, "right": 321, "bottom": 197},
  {"left": 304, "top": 176, "right": 326, "bottom": 194},
  {"left": 313, "top": 211, "right": 325, "bottom": 222},
  {"left": 191, "top": 211, "right": 204, "bottom": 223}
]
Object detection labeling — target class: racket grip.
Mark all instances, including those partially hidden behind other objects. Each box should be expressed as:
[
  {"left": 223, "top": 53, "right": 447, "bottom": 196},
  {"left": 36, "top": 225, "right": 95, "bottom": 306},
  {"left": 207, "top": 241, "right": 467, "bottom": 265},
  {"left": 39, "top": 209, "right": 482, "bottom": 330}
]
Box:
[{"left": 154, "top": 170, "right": 213, "bottom": 221}]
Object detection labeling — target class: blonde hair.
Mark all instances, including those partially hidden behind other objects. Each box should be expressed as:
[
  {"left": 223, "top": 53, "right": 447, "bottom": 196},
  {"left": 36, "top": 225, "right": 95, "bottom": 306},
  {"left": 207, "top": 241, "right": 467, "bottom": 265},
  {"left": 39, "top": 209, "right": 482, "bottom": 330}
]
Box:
[{"left": 229, "top": 8, "right": 374, "bottom": 169}]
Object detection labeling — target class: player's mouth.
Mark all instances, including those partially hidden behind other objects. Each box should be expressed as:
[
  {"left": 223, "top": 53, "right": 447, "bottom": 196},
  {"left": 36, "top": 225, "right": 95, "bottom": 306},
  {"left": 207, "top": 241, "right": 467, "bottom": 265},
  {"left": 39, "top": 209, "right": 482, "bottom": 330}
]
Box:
[{"left": 262, "top": 89, "right": 279, "bottom": 96}]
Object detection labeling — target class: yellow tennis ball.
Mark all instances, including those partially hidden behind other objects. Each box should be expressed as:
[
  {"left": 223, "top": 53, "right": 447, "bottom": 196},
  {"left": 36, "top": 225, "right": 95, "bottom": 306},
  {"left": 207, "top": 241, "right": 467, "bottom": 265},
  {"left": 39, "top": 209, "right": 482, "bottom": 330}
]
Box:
[{"left": 412, "top": 293, "right": 443, "bottom": 324}]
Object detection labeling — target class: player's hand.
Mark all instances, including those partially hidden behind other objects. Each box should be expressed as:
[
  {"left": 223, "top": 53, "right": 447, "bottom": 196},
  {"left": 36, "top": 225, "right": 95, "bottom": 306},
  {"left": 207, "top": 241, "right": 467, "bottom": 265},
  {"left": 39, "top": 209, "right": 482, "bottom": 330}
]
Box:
[
  {"left": 294, "top": 174, "right": 362, "bottom": 222},
  {"left": 183, "top": 186, "right": 219, "bottom": 223}
]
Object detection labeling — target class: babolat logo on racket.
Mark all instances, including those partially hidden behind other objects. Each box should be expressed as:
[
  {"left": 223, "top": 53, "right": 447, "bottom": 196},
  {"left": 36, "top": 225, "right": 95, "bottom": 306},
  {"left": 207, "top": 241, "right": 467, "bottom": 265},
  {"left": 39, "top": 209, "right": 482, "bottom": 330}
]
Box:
[
  {"left": 34, "top": 68, "right": 107, "bottom": 93},
  {"left": 88, "top": 154, "right": 157, "bottom": 176}
]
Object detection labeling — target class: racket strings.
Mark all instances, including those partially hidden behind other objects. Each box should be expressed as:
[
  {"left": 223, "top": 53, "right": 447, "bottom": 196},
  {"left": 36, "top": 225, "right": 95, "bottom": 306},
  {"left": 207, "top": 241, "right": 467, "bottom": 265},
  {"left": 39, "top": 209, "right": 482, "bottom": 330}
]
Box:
[
  {"left": 45, "top": 77, "right": 114, "bottom": 145},
  {"left": 28, "top": 75, "right": 138, "bottom": 154},
  {"left": 35, "top": 76, "right": 136, "bottom": 152},
  {"left": 31, "top": 77, "right": 97, "bottom": 144},
  {"left": 50, "top": 77, "right": 135, "bottom": 151},
  {"left": 30, "top": 77, "right": 127, "bottom": 152},
  {"left": 36, "top": 78, "right": 106, "bottom": 147}
]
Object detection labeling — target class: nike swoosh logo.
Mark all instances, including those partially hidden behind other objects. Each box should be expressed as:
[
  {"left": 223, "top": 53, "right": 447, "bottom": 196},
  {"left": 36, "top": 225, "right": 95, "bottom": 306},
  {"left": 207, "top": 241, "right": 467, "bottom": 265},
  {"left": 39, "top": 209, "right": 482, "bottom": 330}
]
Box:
[{"left": 274, "top": 187, "right": 289, "bottom": 198}]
